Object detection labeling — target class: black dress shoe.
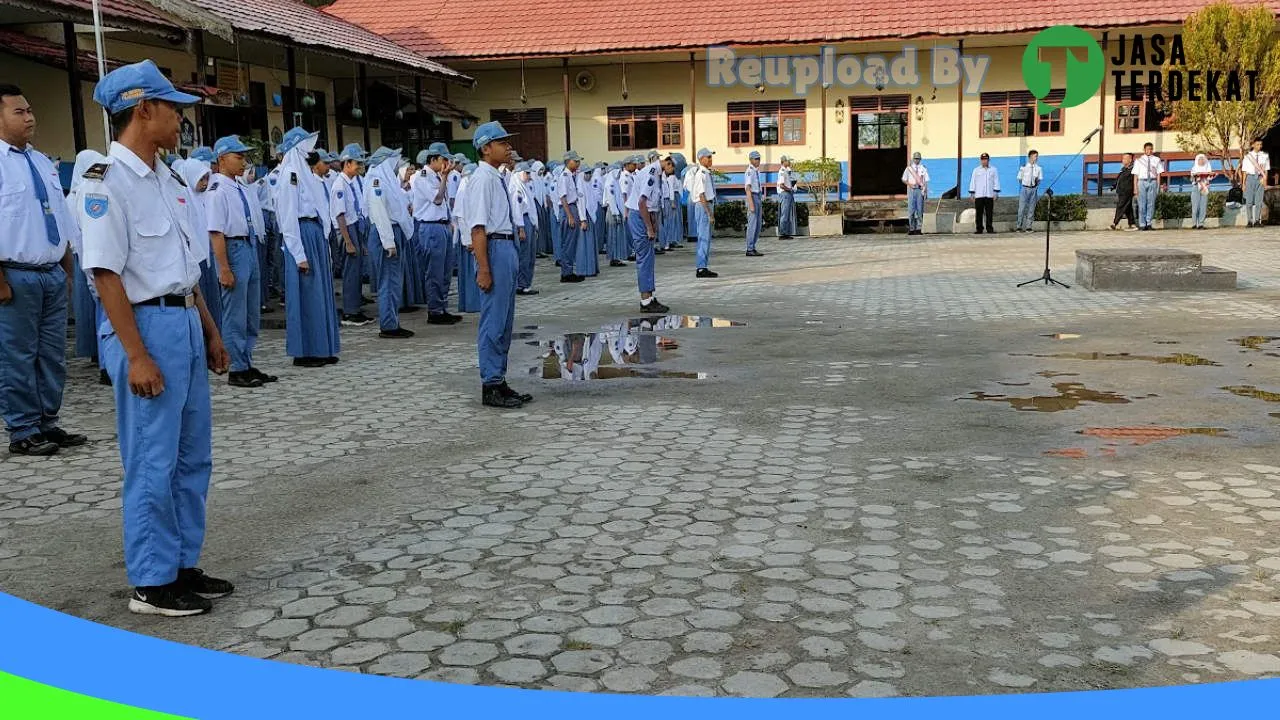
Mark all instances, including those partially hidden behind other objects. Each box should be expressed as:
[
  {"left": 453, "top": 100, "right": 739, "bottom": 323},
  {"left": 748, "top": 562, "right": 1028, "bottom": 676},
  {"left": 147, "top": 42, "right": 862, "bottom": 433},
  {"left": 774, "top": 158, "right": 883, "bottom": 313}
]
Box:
[
  {"left": 745, "top": 250, "right": 764, "bottom": 257},
  {"left": 177, "top": 567, "right": 235, "bottom": 599},
  {"left": 249, "top": 368, "right": 278, "bottom": 383},
  {"left": 482, "top": 384, "right": 523, "bottom": 409},
  {"left": 640, "top": 298, "right": 670, "bottom": 314},
  {"left": 42, "top": 427, "right": 88, "bottom": 447},
  {"left": 428, "top": 313, "right": 456, "bottom": 325},
  {"left": 228, "top": 371, "right": 264, "bottom": 388},
  {"left": 379, "top": 328, "right": 415, "bottom": 338},
  {"left": 9, "top": 434, "right": 59, "bottom": 456},
  {"left": 292, "top": 357, "right": 328, "bottom": 368},
  {"left": 609, "top": 260, "right": 627, "bottom": 267},
  {"left": 560, "top": 274, "right": 584, "bottom": 283},
  {"left": 516, "top": 288, "right": 540, "bottom": 296},
  {"left": 695, "top": 268, "right": 719, "bottom": 278},
  {"left": 499, "top": 382, "right": 533, "bottom": 403},
  {"left": 324, "top": 357, "right": 339, "bottom": 365}
]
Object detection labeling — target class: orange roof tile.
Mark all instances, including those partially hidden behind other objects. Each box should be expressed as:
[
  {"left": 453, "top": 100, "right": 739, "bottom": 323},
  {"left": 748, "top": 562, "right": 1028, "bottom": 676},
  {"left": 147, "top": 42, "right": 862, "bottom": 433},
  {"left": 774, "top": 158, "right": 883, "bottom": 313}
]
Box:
[{"left": 324, "top": 0, "right": 1280, "bottom": 60}]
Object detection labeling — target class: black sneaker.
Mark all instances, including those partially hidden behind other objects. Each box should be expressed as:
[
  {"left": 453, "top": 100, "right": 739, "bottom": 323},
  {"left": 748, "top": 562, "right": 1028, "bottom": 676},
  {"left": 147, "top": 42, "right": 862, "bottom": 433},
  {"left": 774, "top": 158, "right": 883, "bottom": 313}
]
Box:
[
  {"left": 654, "top": 248, "right": 666, "bottom": 255},
  {"left": 696, "top": 268, "right": 719, "bottom": 278},
  {"left": 292, "top": 357, "right": 328, "bottom": 368},
  {"left": 428, "top": 313, "right": 456, "bottom": 325},
  {"left": 669, "top": 243, "right": 684, "bottom": 249},
  {"left": 228, "top": 371, "right": 264, "bottom": 388},
  {"left": 516, "top": 288, "right": 540, "bottom": 296},
  {"left": 324, "top": 357, "right": 339, "bottom": 365},
  {"left": 42, "top": 427, "right": 88, "bottom": 447},
  {"left": 129, "top": 583, "right": 212, "bottom": 616},
  {"left": 745, "top": 250, "right": 764, "bottom": 257},
  {"left": 640, "top": 298, "right": 670, "bottom": 314},
  {"left": 340, "top": 314, "right": 372, "bottom": 327},
  {"left": 249, "top": 368, "right": 278, "bottom": 383},
  {"left": 560, "top": 274, "right": 584, "bottom": 283},
  {"left": 260, "top": 305, "right": 274, "bottom": 314},
  {"left": 482, "top": 384, "right": 523, "bottom": 409},
  {"left": 499, "top": 382, "right": 533, "bottom": 403},
  {"left": 380, "top": 328, "right": 415, "bottom": 338},
  {"left": 609, "top": 260, "right": 627, "bottom": 267},
  {"left": 9, "top": 434, "right": 59, "bottom": 456},
  {"left": 178, "top": 568, "right": 235, "bottom": 599}
]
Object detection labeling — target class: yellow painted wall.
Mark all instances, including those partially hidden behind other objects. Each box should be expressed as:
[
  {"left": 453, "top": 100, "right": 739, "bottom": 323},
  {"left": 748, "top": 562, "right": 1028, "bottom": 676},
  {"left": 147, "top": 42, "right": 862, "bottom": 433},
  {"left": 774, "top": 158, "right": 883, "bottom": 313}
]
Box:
[{"left": 449, "top": 31, "right": 1201, "bottom": 173}]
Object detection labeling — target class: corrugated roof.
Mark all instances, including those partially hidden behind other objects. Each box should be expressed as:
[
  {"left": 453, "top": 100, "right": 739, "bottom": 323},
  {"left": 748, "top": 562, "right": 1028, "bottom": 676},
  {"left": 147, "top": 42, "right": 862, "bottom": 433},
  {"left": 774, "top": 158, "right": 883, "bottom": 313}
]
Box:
[{"left": 323, "top": 0, "right": 1280, "bottom": 60}]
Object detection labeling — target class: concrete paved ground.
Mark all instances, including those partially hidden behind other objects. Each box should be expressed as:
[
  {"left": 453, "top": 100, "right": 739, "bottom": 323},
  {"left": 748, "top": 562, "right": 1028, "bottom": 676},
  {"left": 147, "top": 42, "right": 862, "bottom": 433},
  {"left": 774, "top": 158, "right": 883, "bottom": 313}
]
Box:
[{"left": 2, "top": 227, "right": 1279, "bottom": 697}]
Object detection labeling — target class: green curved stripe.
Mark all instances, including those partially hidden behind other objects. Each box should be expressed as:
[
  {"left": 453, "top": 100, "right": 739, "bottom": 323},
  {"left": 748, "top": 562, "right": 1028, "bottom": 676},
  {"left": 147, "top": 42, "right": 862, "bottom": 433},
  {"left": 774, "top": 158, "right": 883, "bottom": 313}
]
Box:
[{"left": 0, "top": 671, "right": 191, "bottom": 719}]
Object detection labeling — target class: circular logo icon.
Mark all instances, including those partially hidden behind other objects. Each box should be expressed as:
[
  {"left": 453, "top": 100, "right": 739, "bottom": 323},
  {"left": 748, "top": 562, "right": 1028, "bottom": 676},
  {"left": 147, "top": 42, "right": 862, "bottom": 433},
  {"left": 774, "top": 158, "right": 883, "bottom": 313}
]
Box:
[{"left": 1022, "top": 25, "right": 1105, "bottom": 113}]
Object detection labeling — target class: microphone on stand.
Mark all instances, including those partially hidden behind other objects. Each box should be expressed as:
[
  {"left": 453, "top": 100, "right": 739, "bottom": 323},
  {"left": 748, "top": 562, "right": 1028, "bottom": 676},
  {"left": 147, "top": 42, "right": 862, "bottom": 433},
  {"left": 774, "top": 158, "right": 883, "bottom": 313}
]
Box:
[{"left": 1082, "top": 125, "right": 1103, "bottom": 143}]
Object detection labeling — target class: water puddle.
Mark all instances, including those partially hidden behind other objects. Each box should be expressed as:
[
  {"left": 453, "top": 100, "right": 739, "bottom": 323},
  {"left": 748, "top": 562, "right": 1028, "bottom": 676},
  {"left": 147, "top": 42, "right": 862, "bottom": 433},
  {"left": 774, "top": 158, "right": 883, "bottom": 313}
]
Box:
[
  {"left": 531, "top": 330, "right": 705, "bottom": 381},
  {"left": 962, "top": 382, "right": 1133, "bottom": 412},
  {"left": 1080, "top": 426, "right": 1228, "bottom": 446},
  {"left": 1222, "top": 385, "right": 1280, "bottom": 402},
  {"left": 625, "top": 315, "right": 746, "bottom": 331},
  {"left": 1015, "top": 352, "right": 1220, "bottom": 367}
]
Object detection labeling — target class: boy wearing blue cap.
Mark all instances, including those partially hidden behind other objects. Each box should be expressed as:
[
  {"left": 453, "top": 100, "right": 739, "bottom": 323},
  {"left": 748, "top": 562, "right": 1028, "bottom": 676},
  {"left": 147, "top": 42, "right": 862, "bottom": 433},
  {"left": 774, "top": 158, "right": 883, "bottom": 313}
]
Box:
[
  {"left": 411, "top": 142, "right": 462, "bottom": 324},
  {"left": 690, "top": 148, "right": 719, "bottom": 278},
  {"left": 331, "top": 144, "right": 373, "bottom": 327},
  {"left": 509, "top": 161, "right": 540, "bottom": 295},
  {"left": 207, "top": 135, "right": 273, "bottom": 388},
  {"left": 80, "top": 60, "right": 233, "bottom": 616},
  {"left": 777, "top": 155, "right": 797, "bottom": 239},
  {"left": 624, "top": 149, "right": 671, "bottom": 313},
  {"left": 465, "top": 122, "right": 531, "bottom": 409},
  {"left": 744, "top": 150, "right": 764, "bottom": 256},
  {"left": 555, "top": 152, "right": 586, "bottom": 283}
]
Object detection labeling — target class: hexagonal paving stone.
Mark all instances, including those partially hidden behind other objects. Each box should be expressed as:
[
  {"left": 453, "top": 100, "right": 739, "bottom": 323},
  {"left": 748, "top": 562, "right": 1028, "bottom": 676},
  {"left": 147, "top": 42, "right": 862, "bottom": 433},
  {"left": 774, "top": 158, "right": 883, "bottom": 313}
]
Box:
[
  {"left": 355, "top": 617, "right": 415, "bottom": 640},
  {"left": 723, "top": 671, "right": 789, "bottom": 698},
  {"left": 315, "top": 605, "right": 373, "bottom": 628},
  {"left": 368, "top": 653, "right": 433, "bottom": 677},
  {"left": 488, "top": 658, "right": 550, "bottom": 684},
  {"left": 330, "top": 641, "right": 391, "bottom": 665},
  {"left": 255, "top": 619, "right": 309, "bottom": 640},
  {"left": 438, "top": 641, "right": 501, "bottom": 667},
  {"left": 601, "top": 665, "right": 659, "bottom": 692},
  {"left": 504, "top": 634, "right": 563, "bottom": 657},
  {"left": 551, "top": 649, "right": 614, "bottom": 674},
  {"left": 282, "top": 596, "right": 339, "bottom": 619}
]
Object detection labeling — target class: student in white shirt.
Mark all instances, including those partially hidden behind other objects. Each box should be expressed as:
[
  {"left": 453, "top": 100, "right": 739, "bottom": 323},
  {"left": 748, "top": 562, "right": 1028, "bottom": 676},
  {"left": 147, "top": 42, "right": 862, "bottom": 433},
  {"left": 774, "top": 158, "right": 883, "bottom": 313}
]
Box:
[
  {"left": 1133, "top": 142, "right": 1162, "bottom": 230},
  {"left": 690, "top": 148, "right": 718, "bottom": 278},
  {"left": 1014, "top": 150, "right": 1042, "bottom": 232},
  {"left": 330, "top": 145, "right": 371, "bottom": 326},
  {"left": 509, "top": 161, "right": 540, "bottom": 295},
  {"left": 777, "top": 155, "right": 797, "bottom": 238},
  {"left": 901, "top": 152, "right": 929, "bottom": 235},
  {"left": 744, "top": 150, "right": 765, "bottom": 255},
  {"left": 1243, "top": 138, "right": 1271, "bottom": 227},
  {"left": 968, "top": 152, "right": 1000, "bottom": 234}
]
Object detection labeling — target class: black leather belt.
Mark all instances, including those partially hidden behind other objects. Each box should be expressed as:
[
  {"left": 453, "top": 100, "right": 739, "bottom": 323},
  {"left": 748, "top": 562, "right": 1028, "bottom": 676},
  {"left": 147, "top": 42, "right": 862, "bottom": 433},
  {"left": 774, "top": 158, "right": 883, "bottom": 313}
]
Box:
[
  {"left": 418, "top": 219, "right": 449, "bottom": 225},
  {"left": 0, "top": 261, "right": 58, "bottom": 272},
  {"left": 135, "top": 294, "right": 195, "bottom": 308},
  {"left": 226, "top": 235, "right": 250, "bottom": 242},
  {"left": 489, "top": 233, "right": 515, "bottom": 240}
]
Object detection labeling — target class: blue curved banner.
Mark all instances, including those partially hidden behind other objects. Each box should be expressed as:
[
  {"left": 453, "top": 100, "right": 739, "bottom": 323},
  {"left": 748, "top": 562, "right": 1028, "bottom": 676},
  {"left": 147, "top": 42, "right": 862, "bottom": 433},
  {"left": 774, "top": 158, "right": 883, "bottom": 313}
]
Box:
[{"left": 0, "top": 591, "right": 1276, "bottom": 717}]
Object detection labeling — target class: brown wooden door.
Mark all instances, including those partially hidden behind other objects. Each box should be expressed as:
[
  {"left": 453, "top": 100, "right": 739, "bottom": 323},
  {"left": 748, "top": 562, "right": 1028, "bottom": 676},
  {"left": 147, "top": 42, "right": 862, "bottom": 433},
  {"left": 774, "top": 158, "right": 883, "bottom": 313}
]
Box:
[
  {"left": 491, "top": 108, "right": 548, "bottom": 161},
  {"left": 848, "top": 95, "right": 909, "bottom": 196}
]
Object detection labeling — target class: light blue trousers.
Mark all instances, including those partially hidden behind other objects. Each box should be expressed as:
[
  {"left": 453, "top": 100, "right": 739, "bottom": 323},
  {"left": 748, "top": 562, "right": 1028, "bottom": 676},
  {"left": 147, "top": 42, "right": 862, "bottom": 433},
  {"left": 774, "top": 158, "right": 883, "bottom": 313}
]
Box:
[
  {"left": 101, "top": 303, "right": 212, "bottom": 587},
  {"left": 0, "top": 265, "right": 67, "bottom": 442},
  {"left": 477, "top": 236, "right": 518, "bottom": 386},
  {"left": 1017, "top": 186, "right": 1038, "bottom": 230},
  {"left": 627, "top": 210, "right": 656, "bottom": 294},
  {"left": 339, "top": 218, "right": 367, "bottom": 315},
  {"left": 745, "top": 192, "right": 763, "bottom": 251},
  {"left": 908, "top": 187, "right": 925, "bottom": 231},
  {"left": 694, "top": 203, "right": 713, "bottom": 269},
  {"left": 1137, "top": 179, "right": 1158, "bottom": 227},
  {"left": 220, "top": 238, "right": 260, "bottom": 373},
  {"left": 518, "top": 217, "right": 536, "bottom": 290},
  {"left": 1245, "top": 175, "right": 1265, "bottom": 224},
  {"left": 778, "top": 190, "right": 797, "bottom": 236},
  {"left": 417, "top": 221, "right": 451, "bottom": 315},
  {"left": 1191, "top": 190, "right": 1208, "bottom": 226}
]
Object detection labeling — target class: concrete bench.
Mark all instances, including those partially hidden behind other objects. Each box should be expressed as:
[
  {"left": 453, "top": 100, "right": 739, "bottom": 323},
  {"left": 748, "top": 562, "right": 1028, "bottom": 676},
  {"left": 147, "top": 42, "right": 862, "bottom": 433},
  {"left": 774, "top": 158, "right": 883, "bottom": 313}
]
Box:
[{"left": 1075, "top": 248, "right": 1237, "bottom": 291}]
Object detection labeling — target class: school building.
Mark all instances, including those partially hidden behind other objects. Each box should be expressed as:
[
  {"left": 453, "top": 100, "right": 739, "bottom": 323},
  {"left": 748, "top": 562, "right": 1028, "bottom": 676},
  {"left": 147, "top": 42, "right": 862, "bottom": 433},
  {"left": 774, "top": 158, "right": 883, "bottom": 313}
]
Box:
[
  {"left": 324, "top": 0, "right": 1280, "bottom": 200},
  {"left": 0, "top": 0, "right": 474, "bottom": 172}
]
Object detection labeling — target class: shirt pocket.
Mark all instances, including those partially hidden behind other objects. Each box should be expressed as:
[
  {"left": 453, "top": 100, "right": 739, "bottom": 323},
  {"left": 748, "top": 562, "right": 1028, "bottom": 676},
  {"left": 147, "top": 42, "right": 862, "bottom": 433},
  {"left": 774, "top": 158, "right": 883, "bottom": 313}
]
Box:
[
  {"left": 0, "top": 178, "right": 28, "bottom": 219},
  {"left": 134, "top": 214, "right": 180, "bottom": 274}
]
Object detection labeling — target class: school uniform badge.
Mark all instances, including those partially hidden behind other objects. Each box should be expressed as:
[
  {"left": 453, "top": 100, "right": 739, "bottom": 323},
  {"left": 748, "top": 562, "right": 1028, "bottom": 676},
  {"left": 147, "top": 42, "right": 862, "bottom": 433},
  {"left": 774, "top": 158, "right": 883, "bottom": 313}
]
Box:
[{"left": 84, "top": 194, "right": 109, "bottom": 219}]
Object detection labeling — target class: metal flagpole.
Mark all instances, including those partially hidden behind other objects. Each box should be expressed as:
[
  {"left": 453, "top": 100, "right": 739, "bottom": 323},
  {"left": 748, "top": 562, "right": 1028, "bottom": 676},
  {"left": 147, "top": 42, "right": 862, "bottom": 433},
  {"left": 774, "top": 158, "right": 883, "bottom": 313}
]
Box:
[{"left": 91, "top": 0, "right": 111, "bottom": 146}]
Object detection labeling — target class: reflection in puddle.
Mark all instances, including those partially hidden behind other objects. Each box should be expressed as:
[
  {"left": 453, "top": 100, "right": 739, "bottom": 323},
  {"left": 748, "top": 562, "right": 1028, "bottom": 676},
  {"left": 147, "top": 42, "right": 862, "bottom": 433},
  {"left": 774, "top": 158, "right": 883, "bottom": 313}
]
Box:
[
  {"left": 963, "top": 382, "right": 1132, "bottom": 412},
  {"left": 1232, "top": 336, "right": 1280, "bottom": 357},
  {"left": 1222, "top": 385, "right": 1280, "bottom": 402},
  {"left": 1080, "top": 426, "right": 1228, "bottom": 445},
  {"left": 1015, "top": 352, "right": 1220, "bottom": 367},
  {"left": 625, "top": 315, "right": 746, "bottom": 331},
  {"left": 532, "top": 326, "right": 705, "bottom": 381}
]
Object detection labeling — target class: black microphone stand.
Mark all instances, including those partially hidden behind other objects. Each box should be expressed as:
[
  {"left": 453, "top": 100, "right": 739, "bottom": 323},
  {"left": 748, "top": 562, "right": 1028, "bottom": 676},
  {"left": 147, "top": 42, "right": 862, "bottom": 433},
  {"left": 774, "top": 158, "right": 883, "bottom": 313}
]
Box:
[{"left": 1017, "top": 131, "right": 1099, "bottom": 288}]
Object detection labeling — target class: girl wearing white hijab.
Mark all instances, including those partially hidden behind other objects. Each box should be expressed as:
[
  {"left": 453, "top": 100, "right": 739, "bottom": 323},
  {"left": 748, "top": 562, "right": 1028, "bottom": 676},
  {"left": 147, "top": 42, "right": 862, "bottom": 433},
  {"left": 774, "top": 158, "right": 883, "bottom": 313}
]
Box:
[
  {"left": 275, "top": 127, "right": 340, "bottom": 367},
  {"left": 364, "top": 147, "right": 415, "bottom": 338},
  {"left": 1190, "top": 153, "right": 1216, "bottom": 229},
  {"left": 67, "top": 150, "right": 105, "bottom": 366},
  {"left": 177, "top": 158, "right": 222, "bottom": 333}
]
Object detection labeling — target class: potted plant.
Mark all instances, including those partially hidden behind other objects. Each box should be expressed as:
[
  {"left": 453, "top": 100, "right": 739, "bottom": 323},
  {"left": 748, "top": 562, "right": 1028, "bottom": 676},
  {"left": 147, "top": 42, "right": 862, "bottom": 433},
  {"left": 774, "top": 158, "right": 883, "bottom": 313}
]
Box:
[{"left": 793, "top": 157, "right": 843, "bottom": 236}]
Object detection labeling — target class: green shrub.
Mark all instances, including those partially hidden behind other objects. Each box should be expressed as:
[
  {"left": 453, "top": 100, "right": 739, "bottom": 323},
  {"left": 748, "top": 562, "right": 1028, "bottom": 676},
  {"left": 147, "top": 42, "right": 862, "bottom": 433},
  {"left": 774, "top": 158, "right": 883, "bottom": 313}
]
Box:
[
  {"left": 714, "top": 201, "right": 747, "bottom": 231},
  {"left": 762, "top": 199, "right": 779, "bottom": 228},
  {"left": 1207, "top": 191, "right": 1226, "bottom": 218},
  {"left": 1155, "top": 192, "right": 1191, "bottom": 219},
  {"left": 1033, "top": 193, "right": 1088, "bottom": 222}
]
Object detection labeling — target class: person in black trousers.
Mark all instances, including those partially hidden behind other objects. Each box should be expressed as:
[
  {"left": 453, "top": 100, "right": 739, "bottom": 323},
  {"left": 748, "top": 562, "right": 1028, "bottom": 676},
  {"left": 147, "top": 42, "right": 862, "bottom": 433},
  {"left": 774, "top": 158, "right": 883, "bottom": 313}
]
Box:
[
  {"left": 968, "top": 152, "right": 999, "bottom": 233},
  {"left": 1110, "top": 152, "right": 1138, "bottom": 230}
]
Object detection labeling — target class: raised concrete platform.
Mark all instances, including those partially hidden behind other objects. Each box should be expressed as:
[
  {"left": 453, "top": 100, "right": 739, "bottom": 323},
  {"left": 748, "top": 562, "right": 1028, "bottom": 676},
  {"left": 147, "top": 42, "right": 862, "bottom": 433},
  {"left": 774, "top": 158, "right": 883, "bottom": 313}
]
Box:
[{"left": 1075, "top": 248, "right": 1237, "bottom": 291}]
